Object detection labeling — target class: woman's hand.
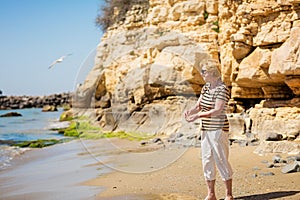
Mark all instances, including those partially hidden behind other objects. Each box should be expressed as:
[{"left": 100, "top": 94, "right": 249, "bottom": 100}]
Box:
[
  {"left": 185, "top": 113, "right": 199, "bottom": 122},
  {"left": 184, "top": 110, "right": 190, "bottom": 118}
]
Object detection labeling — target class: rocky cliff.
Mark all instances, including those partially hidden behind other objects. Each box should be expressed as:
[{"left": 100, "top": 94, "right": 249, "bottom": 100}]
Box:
[{"left": 72, "top": 0, "right": 300, "bottom": 152}]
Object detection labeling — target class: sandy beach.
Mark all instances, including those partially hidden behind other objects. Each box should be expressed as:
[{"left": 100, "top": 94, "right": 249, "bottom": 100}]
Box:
[{"left": 1, "top": 138, "right": 300, "bottom": 200}]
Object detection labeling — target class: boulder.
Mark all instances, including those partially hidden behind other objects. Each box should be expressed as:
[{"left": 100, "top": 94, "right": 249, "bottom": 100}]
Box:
[
  {"left": 42, "top": 105, "right": 57, "bottom": 112},
  {"left": 281, "top": 161, "right": 300, "bottom": 174},
  {"left": 0, "top": 112, "right": 22, "bottom": 117}
]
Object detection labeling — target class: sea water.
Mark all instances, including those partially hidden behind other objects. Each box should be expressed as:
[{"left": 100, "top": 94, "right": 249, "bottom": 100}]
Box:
[{"left": 0, "top": 108, "right": 67, "bottom": 170}]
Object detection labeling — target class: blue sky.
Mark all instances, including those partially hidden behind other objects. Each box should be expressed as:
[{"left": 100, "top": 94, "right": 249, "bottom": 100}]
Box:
[{"left": 0, "top": 0, "right": 104, "bottom": 96}]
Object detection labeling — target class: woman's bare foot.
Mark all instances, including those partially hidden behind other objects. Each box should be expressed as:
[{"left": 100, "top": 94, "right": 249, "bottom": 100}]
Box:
[
  {"left": 204, "top": 194, "right": 217, "bottom": 200},
  {"left": 224, "top": 195, "right": 234, "bottom": 200}
]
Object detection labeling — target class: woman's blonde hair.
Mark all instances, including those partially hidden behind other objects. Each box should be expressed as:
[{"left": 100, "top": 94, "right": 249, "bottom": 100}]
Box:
[{"left": 201, "top": 59, "right": 221, "bottom": 77}]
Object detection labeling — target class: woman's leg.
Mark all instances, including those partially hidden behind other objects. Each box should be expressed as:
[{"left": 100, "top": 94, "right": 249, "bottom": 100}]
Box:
[
  {"left": 211, "top": 130, "right": 233, "bottom": 199},
  {"left": 201, "top": 131, "right": 217, "bottom": 199},
  {"left": 212, "top": 131, "right": 233, "bottom": 182},
  {"left": 201, "top": 131, "right": 217, "bottom": 181},
  {"left": 205, "top": 180, "right": 217, "bottom": 200},
  {"left": 224, "top": 179, "right": 233, "bottom": 200}
]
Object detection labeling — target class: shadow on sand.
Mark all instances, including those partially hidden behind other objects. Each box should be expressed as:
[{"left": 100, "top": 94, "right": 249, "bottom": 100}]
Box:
[{"left": 232, "top": 191, "right": 300, "bottom": 200}]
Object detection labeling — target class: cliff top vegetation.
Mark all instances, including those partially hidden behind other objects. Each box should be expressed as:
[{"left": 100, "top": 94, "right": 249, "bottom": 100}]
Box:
[{"left": 95, "top": 0, "right": 149, "bottom": 31}]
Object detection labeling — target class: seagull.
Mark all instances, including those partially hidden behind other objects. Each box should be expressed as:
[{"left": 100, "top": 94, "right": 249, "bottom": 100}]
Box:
[{"left": 48, "top": 53, "right": 72, "bottom": 69}]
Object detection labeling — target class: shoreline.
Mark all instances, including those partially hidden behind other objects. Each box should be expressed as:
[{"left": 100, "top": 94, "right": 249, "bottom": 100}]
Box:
[
  {"left": 0, "top": 139, "right": 110, "bottom": 200},
  {"left": 1, "top": 138, "right": 300, "bottom": 200}
]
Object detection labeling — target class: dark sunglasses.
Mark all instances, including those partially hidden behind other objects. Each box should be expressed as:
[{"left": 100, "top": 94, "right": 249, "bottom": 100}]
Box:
[{"left": 201, "top": 69, "right": 207, "bottom": 74}]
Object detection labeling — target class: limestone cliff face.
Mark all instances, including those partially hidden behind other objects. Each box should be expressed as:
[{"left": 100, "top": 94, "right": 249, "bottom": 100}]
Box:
[{"left": 74, "top": 0, "right": 300, "bottom": 145}]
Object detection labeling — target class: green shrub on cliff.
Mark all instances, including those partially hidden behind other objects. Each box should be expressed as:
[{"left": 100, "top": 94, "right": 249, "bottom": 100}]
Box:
[
  {"left": 212, "top": 20, "right": 220, "bottom": 33},
  {"left": 95, "top": 0, "right": 149, "bottom": 31},
  {"left": 203, "top": 11, "right": 209, "bottom": 20}
]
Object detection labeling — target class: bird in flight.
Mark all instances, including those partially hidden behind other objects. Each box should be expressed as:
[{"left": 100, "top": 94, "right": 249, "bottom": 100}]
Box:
[{"left": 48, "top": 53, "right": 72, "bottom": 69}]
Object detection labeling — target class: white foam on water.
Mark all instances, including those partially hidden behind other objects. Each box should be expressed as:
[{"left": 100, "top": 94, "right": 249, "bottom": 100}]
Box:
[{"left": 0, "top": 145, "right": 30, "bottom": 170}]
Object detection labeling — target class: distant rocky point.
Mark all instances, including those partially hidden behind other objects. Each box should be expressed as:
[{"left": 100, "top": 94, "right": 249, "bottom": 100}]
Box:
[{"left": 0, "top": 93, "right": 72, "bottom": 110}]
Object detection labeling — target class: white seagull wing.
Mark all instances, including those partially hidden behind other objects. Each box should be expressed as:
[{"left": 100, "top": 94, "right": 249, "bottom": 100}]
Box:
[
  {"left": 48, "top": 53, "right": 72, "bottom": 69},
  {"left": 48, "top": 60, "right": 59, "bottom": 69}
]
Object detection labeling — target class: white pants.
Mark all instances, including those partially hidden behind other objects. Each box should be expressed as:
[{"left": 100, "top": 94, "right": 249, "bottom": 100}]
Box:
[{"left": 201, "top": 129, "right": 233, "bottom": 181}]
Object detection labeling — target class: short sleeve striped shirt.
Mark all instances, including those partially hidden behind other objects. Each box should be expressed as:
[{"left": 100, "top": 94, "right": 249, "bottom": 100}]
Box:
[{"left": 200, "top": 83, "right": 230, "bottom": 131}]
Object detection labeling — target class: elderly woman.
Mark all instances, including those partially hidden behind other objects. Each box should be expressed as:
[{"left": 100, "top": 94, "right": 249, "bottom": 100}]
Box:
[{"left": 184, "top": 60, "right": 233, "bottom": 200}]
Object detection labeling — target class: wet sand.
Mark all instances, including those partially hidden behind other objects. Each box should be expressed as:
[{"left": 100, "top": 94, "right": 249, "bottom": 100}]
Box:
[
  {"left": 0, "top": 138, "right": 300, "bottom": 200},
  {"left": 0, "top": 140, "right": 110, "bottom": 200}
]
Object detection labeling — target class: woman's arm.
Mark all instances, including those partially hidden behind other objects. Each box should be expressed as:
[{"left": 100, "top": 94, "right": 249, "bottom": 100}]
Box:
[
  {"left": 198, "top": 98, "right": 226, "bottom": 117},
  {"left": 184, "top": 95, "right": 202, "bottom": 117},
  {"left": 186, "top": 98, "right": 225, "bottom": 122}
]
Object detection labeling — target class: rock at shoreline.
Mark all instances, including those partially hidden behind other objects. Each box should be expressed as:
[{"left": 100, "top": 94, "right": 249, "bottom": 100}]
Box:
[
  {"left": 59, "top": 110, "right": 73, "bottom": 121},
  {"left": 42, "top": 105, "right": 58, "bottom": 112},
  {"left": 0, "top": 112, "right": 22, "bottom": 117},
  {"left": 47, "top": 121, "right": 71, "bottom": 131},
  {"left": 13, "top": 139, "right": 62, "bottom": 148}
]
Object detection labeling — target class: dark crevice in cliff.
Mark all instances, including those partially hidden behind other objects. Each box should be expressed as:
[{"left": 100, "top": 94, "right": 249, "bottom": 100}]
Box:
[{"left": 233, "top": 98, "right": 263, "bottom": 110}]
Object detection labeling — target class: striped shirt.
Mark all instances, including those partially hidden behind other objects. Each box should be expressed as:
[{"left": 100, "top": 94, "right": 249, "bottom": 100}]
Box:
[{"left": 199, "top": 83, "right": 230, "bottom": 131}]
